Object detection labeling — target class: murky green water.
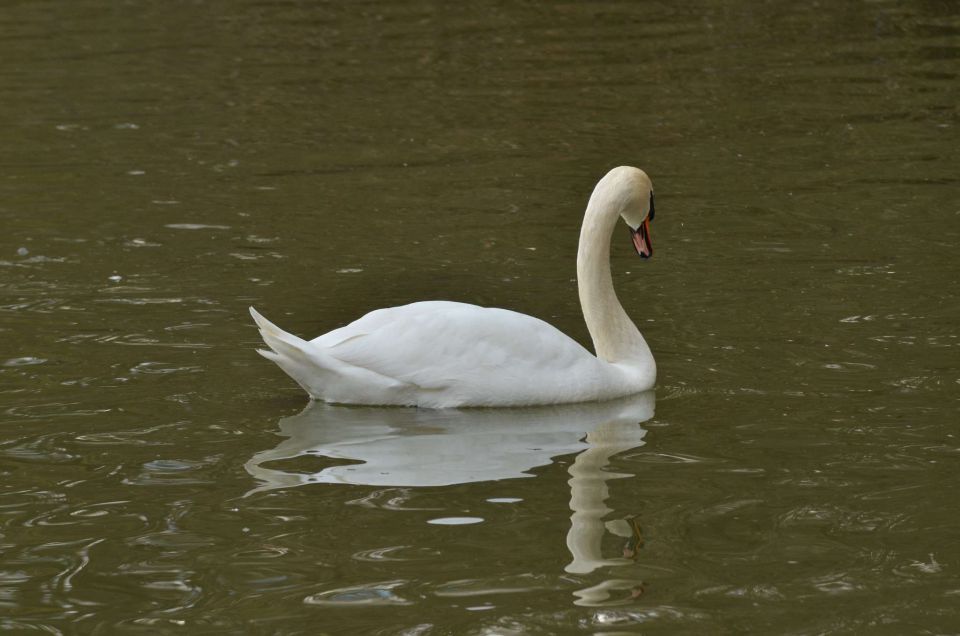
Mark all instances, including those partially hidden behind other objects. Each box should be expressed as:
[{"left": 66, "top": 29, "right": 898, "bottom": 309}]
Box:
[{"left": 2, "top": 0, "right": 958, "bottom": 632}]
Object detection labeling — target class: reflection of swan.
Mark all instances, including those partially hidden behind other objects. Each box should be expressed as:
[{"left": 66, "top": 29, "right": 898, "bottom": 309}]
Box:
[
  {"left": 244, "top": 392, "right": 653, "bottom": 491},
  {"left": 249, "top": 166, "right": 657, "bottom": 407},
  {"left": 566, "top": 419, "right": 648, "bottom": 575},
  {"left": 246, "top": 393, "right": 655, "bottom": 598}
]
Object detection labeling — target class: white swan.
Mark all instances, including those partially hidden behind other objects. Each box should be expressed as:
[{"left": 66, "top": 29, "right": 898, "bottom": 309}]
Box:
[{"left": 250, "top": 166, "right": 656, "bottom": 407}]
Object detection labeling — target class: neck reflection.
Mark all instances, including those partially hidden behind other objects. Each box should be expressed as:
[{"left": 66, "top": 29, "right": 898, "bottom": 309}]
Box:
[{"left": 245, "top": 392, "right": 654, "bottom": 592}]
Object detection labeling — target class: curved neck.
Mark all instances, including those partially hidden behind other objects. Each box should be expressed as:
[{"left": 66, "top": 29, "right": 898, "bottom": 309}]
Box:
[{"left": 576, "top": 195, "right": 650, "bottom": 364}]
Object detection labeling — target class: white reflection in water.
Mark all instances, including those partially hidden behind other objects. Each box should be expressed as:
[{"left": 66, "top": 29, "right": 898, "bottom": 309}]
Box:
[
  {"left": 245, "top": 391, "right": 654, "bottom": 588},
  {"left": 565, "top": 416, "right": 648, "bottom": 577},
  {"left": 427, "top": 517, "right": 484, "bottom": 526}
]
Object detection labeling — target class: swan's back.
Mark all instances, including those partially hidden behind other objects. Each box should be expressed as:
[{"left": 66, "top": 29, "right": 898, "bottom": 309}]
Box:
[{"left": 252, "top": 301, "right": 649, "bottom": 407}]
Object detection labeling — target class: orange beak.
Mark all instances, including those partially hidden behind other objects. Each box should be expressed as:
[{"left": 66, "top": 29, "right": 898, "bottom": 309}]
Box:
[{"left": 631, "top": 217, "right": 653, "bottom": 259}]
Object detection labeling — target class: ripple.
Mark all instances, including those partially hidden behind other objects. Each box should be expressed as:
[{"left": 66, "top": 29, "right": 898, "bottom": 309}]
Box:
[
  {"left": 97, "top": 297, "right": 185, "bottom": 305},
  {"left": 144, "top": 459, "right": 195, "bottom": 471},
  {"left": 232, "top": 545, "right": 291, "bottom": 560},
  {"left": 130, "top": 530, "right": 217, "bottom": 550},
  {"left": 893, "top": 553, "right": 944, "bottom": 578},
  {"left": 20, "top": 255, "right": 66, "bottom": 264},
  {"left": 4, "top": 402, "right": 110, "bottom": 420},
  {"left": 2, "top": 357, "right": 46, "bottom": 367},
  {"left": 165, "top": 223, "right": 230, "bottom": 230},
  {"left": 887, "top": 375, "right": 941, "bottom": 392},
  {"left": 108, "top": 564, "right": 203, "bottom": 611},
  {"left": 657, "top": 384, "right": 703, "bottom": 400},
  {"left": 347, "top": 489, "right": 441, "bottom": 511},
  {"left": 123, "top": 458, "right": 216, "bottom": 486},
  {"left": 351, "top": 545, "right": 435, "bottom": 562},
  {"left": 811, "top": 574, "right": 865, "bottom": 595},
  {"left": 787, "top": 505, "right": 908, "bottom": 534},
  {"left": 588, "top": 605, "right": 708, "bottom": 623},
  {"left": 621, "top": 451, "right": 710, "bottom": 464},
  {"left": 56, "top": 332, "right": 212, "bottom": 349},
  {"left": 303, "top": 580, "right": 413, "bottom": 606},
  {"left": 1, "top": 297, "right": 72, "bottom": 312},
  {"left": 124, "top": 238, "right": 161, "bottom": 247},
  {"left": 0, "top": 436, "right": 78, "bottom": 464},
  {"left": 434, "top": 575, "right": 552, "bottom": 598},
  {"left": 130, "top": 362, "right": 203, "bottom": 376},
  {"left": 427, "top": 516, "right": 484, "bottom": 525},
  {"left": 836, "top": 263, "right": 897, "bottom": 276},
  {"left": 75, "top": 422, "right": 182, "bottom": 446},
  {"left": 19, "top": 500, "right": 145, "bottom": 530},
  {"left": 822, "top": 361, "right": 877, "bottom": 372}
]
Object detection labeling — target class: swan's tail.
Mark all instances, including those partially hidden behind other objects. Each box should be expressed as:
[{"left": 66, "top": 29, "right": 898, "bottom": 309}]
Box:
[
  {"left": 249, "top": 306, "right": 323, "bottom": 396},
  {"left": 250, "top": 306, "right": 411, "bottom": 404}
]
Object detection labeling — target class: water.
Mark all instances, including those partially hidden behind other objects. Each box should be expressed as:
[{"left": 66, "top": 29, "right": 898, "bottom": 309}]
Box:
[{"left": 1, "top": 0, "right": 958, "bottom": 632}]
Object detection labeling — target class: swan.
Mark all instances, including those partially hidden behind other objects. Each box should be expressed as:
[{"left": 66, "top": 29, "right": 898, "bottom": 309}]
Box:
[{"left": 250, "top": 165, "right": 657, "bottom": 407}]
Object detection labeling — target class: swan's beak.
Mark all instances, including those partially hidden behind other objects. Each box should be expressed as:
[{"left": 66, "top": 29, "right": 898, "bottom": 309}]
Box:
[{"left": 631, "top": 217, "right": 653, "bottom": 259}]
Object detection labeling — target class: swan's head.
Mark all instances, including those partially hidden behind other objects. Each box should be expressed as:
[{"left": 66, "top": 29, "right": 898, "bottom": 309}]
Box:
[{"left": 593, "top": 166, "right": 656, "bottom": 259}]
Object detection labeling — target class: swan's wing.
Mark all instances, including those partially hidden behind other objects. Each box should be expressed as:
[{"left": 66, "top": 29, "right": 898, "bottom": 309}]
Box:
[{"left": 314, "top": 301, "right": 602, "bottom": 399}]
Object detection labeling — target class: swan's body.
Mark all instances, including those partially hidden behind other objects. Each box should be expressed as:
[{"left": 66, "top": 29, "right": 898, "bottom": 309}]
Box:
[
  {"left": 251, "top": 300, "right": 651, "bottom": 407},
  {"left": 251, "top": 166, "right": 657, "bottom": 408}
]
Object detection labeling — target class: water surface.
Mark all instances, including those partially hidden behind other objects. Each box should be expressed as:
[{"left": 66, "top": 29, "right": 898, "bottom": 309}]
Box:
[{"left": 1, "top": 0, "right": 958, "bottom": 633}]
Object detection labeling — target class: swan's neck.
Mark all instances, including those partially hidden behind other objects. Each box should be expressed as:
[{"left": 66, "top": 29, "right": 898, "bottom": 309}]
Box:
[{"left": 576, "top": 195, "right": 650, "bottom": 365}]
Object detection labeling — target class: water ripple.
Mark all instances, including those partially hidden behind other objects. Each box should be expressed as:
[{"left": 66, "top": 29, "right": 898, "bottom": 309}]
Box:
[{"left": 303, "top": 580, "right": 414, "bottom": 606}]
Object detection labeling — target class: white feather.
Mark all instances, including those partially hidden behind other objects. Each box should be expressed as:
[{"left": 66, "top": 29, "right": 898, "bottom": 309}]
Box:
[{"left": 250, "top": 166, "right": 657, "bottom": 407}]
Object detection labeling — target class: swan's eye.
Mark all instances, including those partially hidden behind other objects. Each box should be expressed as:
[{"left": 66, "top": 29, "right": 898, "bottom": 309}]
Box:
[{"left": 648, "top": 192, "right": 655, "bottom": 221}]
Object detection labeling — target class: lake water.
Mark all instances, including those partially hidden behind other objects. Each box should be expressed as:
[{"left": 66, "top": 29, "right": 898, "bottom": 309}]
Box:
[{"left": 2, "top": 0, "right": 958, "bottom": 632}]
